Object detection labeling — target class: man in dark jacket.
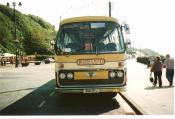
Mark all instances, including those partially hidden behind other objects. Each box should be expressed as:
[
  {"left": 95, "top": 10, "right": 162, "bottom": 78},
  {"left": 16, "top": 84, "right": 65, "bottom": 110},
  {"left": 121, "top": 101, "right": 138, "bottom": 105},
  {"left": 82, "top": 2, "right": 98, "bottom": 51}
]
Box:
[
  {"left": 164, "top": 54, "right": 174, "bottom": 86},
  {"left": 151, "top": 56, "right": 162, "bottom": 87}
]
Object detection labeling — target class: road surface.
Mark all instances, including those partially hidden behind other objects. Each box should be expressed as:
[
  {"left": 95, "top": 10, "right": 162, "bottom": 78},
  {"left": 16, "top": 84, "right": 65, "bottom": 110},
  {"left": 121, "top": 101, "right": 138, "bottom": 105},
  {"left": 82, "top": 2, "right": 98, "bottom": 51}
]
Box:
[
  {"left": 0, "top": 63, "right": 125, "bottom": 115},
  {"left": 0, "top": 59, "right": 174, "bottom": 115}
]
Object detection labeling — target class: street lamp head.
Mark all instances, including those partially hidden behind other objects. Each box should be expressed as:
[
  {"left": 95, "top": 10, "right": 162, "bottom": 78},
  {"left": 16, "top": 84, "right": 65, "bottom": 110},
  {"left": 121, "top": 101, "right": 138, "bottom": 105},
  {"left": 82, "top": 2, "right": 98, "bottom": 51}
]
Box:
[
  {"left": 7, "top": 2, "right": 22, "bottom": 7},
  {"left": 12, "top": 2, "right": 16, "bottom": 7},
  {"left": 18, "top": 2, "right": 22, "bottom": 6},
  {"left": 6, "top": 2, "right": 10, "bottom": 6}
]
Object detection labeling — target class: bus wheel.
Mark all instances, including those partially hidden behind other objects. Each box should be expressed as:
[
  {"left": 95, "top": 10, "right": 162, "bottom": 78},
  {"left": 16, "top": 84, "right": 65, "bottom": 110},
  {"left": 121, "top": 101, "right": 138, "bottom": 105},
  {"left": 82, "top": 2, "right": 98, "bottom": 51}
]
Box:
[
  {"left": 101, "top": 92, "right": 117, "bottom": 99},
  {"left": 108, "top": 92, "right": 117, "bottom": 98}
]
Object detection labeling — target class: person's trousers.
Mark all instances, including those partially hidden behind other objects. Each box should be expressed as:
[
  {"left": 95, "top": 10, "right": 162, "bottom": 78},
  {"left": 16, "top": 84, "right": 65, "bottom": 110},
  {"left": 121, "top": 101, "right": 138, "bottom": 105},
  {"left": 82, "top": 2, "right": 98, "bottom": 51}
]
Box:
[
  {"left": 166, "top": 69, "right": 174, "bottom": 85},
  {"left": 154, "top": 70, "right": 162, "bottom": 86}
]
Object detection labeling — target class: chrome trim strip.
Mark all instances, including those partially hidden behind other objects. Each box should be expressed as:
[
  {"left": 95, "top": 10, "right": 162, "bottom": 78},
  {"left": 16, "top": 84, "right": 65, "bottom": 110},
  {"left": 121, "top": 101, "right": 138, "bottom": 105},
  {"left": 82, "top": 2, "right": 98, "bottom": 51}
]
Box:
[{"left": 56, "top": 86, "right": 126, "bottom": 93}]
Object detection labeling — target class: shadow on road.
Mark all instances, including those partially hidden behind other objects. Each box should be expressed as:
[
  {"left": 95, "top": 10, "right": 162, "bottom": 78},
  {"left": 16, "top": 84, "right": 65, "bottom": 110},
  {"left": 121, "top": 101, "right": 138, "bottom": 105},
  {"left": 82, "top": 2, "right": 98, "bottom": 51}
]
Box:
[
  {"left": 0, "top": 87, "right": 38, "bottom": 94},
  {"left": 145, "top": 85, "right": 174, "bottom": 90},
  {"left": 0, "top": 80, "right": 120, "bottom": 115}
]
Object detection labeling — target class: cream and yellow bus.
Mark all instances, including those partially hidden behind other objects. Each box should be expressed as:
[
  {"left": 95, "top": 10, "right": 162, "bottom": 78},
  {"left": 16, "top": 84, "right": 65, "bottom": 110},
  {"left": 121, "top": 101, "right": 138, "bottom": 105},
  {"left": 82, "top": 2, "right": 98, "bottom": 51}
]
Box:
[{"left": 54, "top": 16, "right": 130, "bottom": 98}]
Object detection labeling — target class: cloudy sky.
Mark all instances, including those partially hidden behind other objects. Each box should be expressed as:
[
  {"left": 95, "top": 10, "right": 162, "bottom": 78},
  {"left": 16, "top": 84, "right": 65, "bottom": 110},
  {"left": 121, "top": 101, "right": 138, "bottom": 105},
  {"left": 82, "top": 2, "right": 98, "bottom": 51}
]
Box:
[{"left": 0, "top": 0, "right": 175, "bottom": 57}]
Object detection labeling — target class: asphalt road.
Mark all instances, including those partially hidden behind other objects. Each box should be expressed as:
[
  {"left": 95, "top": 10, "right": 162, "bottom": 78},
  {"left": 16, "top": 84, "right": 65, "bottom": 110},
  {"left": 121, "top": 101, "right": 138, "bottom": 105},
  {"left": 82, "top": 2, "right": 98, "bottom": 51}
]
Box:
[
  {"left": 0, "top": 63, "right": 125, "bottom": 115},
  {"left": 0, "top": 59, "right": 174, "bottom": 115}
]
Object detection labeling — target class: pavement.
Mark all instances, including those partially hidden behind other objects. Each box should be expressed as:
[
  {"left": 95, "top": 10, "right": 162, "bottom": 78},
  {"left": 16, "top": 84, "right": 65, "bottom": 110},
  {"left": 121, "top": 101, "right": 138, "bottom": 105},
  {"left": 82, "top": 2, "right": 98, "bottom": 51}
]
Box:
[
  {"left": 0, "top": 64, "right": 15, "bottom": 69},
  {"left": 124, "top": 59, "right": 174, "bottom": 115}
]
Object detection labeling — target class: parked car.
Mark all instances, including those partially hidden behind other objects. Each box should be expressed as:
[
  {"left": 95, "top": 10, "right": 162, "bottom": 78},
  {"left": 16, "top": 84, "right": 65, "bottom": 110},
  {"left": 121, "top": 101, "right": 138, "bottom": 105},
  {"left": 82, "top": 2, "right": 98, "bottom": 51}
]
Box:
[{"left": 44, "top": 58, "right": 55, "bottom": 64}]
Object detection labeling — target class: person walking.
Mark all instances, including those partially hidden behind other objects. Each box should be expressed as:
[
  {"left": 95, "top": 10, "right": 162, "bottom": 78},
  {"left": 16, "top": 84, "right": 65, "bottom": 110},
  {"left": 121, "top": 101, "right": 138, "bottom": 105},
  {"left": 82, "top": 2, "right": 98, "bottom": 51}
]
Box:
[
  {"left": 1, "top": 57, "right": 4, "bottom": 66},
  {"left": 147, "top": 58, "right": 150, "bottom": 68},
  {"left": 164, "top": 54, "right": 174, "bottom": 86},
  {"left": 151, "top": 56, "right": 162, "bottom": 87}
]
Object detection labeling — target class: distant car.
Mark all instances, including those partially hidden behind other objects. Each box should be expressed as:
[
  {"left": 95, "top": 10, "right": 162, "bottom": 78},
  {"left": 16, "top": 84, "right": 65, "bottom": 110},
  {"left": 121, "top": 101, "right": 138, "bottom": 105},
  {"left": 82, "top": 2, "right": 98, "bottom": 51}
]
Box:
[{"left": 44, "top": 58, "right": 55, "bottom": 63}]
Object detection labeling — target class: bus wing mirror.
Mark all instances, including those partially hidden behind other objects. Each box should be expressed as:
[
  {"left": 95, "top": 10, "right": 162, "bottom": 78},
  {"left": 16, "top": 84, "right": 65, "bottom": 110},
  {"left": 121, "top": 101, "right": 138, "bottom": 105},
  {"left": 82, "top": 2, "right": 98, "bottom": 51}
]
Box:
[
  {"left": 50, "top": 39, "right": 55, "bottom": 46},
  {"left": 126, "top": 38, "right": 131, "bottom": 45},
  {"left": 50, "top": 39, "right": 62, "bottom": 54},
  {"left": 122, "top": 22, "right": 130, "bottom": 34},
  {"left": 50, "top": 39, "right": 56, "bottom": 52}
]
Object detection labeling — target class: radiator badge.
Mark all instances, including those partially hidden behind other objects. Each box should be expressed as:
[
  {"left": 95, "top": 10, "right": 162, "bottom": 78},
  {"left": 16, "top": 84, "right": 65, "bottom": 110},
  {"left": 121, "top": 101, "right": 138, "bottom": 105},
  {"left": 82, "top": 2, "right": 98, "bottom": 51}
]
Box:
[{"left": 87, "top": 71, "right": 96, "bottom": 77}]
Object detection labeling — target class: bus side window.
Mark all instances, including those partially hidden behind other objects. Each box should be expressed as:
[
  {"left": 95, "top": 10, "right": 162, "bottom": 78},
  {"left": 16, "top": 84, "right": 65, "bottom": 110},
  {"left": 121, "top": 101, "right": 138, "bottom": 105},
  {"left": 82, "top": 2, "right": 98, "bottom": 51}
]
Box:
[
  {"left": 96, "top": 42, "right": 106, "bottom": 51},
  {"left": 106, "top": 43, "right": 117, "bottom": 51},
  {"left": 66, "top": 43, "right": 79, "bottom": 52}
]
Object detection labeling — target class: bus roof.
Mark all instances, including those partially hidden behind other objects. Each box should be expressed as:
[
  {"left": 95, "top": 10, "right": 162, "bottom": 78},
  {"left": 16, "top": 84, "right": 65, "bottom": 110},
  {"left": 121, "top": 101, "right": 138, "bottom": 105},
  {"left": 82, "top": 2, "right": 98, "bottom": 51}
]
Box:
[{"left": 60, "top": 16, "right": 119, "bottom": 26}]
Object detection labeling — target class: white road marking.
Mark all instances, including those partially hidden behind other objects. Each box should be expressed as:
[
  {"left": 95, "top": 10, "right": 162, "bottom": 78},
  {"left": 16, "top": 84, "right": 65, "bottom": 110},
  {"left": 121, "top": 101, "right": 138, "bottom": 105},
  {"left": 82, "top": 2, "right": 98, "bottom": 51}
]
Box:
[
  {"left": 49, "top": 91, "right": 55, "bottom": 96},
  {"left": 38, "top": 100, "right": 46, "bottom": 108}
]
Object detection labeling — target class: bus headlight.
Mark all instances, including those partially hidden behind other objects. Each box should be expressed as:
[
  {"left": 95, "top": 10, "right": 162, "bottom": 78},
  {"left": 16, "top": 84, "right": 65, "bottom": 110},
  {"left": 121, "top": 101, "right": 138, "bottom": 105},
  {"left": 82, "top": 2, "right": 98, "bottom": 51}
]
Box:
[
  {"left": 109, "top": 71, "right": 116, "bottom": 78},
  {"left": 116, "top": 71, "right": 124, "bottom": 78},
  {"left": 59, "top": 73, "right": 66, "bottom": 79},
  {"left": 67, "top": 72, "right": 74, "bottom": 79}
]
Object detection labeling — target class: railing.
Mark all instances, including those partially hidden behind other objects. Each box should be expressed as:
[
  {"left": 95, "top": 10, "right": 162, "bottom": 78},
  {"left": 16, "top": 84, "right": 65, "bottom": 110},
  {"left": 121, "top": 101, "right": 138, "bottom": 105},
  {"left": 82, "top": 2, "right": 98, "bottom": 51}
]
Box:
[{"left": 136, "top": 57, "right": 149, "bottom": 65}]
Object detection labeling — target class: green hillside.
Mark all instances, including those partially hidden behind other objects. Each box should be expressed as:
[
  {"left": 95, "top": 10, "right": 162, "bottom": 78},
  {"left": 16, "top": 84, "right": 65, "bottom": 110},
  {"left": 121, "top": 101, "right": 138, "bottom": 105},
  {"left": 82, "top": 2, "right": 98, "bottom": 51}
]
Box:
[
  {"left": 139, "top": 48, "right": 160, "bottom": 56},
  {"left": 128, "top": 47, "right": 160, "bottom": 56},
  {"left": 0, "top": 4, "right": 56, "bottom": 55}
]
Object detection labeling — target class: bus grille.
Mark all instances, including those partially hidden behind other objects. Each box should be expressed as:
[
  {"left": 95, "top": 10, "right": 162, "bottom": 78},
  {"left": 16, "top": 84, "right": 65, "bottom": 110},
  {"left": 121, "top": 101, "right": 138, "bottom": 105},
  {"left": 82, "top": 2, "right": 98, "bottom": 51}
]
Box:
[{"left": 59, "top": 79, "right": 124, "bottom": 86}]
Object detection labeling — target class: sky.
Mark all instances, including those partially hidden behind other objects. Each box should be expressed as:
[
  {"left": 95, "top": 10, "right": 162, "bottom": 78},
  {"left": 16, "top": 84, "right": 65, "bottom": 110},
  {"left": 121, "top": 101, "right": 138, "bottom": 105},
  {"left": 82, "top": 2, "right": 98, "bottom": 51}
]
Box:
[{"left": 0, "top": 0, "right": 175, "bottom": 57}]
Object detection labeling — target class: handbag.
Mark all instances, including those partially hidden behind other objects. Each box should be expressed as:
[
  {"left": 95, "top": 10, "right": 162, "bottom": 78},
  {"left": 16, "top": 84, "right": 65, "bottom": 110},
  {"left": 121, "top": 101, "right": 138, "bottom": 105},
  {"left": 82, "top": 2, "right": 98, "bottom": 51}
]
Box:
[{"left": 149, "top": 72, "right": 154, "bottom": 82}]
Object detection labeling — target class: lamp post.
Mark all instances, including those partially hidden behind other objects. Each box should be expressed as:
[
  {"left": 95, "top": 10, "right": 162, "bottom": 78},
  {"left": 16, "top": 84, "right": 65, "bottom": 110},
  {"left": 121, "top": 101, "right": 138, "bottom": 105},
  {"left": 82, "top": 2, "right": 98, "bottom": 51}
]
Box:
[
  {"left": 7, "top": 2, "right": 22, "bottom": 67},
  {"left": 0, "top": 48, "right": 3, "bottom": 56},
  {"left": 109, "top": 1, "right": 111, "bottom": 17}
]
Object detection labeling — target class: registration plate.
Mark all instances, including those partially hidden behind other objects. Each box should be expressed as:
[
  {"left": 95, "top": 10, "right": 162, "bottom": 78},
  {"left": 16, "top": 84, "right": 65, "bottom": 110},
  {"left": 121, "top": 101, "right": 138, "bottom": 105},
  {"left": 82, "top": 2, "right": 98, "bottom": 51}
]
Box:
[
  {"left": 83, "top": 89, "right": 100, "bottom": 93},
  {"left": 77, "top": 58, "right": 105, "bottom": 65}
]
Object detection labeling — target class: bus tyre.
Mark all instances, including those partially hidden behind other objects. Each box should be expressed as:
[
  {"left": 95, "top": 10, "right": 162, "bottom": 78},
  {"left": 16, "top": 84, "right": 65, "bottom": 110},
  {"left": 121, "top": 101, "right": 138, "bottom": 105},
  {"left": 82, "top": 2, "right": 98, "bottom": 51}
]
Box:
[{"left": 104, "top": 92, "right": 117, "bottom": 99}]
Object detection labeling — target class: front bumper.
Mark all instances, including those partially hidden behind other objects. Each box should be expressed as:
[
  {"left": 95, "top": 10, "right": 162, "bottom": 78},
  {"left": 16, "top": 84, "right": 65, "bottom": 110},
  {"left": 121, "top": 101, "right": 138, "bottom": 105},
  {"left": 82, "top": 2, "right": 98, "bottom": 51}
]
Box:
[{"left": 56, "top": 86, "right": 126, "bottom": 93}]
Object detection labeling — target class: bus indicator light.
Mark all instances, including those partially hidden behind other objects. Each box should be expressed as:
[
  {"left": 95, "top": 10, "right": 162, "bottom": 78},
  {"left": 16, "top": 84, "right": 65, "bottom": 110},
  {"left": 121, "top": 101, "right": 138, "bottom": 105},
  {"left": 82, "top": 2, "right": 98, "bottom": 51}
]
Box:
[
  {"left": 59, "top": 63, "right": 64, "bottom": 69},
  {"left": 118, "top": 61, "right": 124, "bottom": 68}
]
